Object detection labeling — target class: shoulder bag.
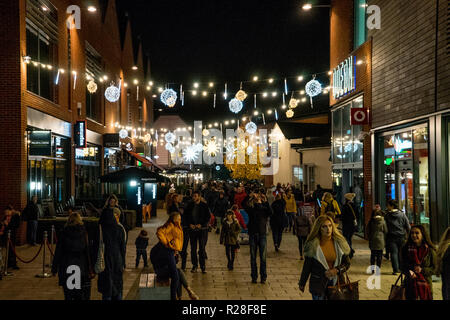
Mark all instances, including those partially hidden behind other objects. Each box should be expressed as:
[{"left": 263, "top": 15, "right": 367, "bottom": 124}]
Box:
[
  {"left": 388, "top": 273, "right": 406, "bottom": 300},
  {"left": 94, "top": 225, "right": 105, "bottom": 274},
  {"left": 327, "top": 272, "right": 360, "bottom": 300}
]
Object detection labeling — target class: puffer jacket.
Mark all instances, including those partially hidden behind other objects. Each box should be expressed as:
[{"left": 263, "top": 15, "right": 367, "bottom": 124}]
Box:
[
  {"left": 220, "top": 219, "right": 241, "bottom": 246},
  {"left": 156, "top": 221, "right": 183, "bottom": 252},
  {"left": 367, "top": 215, "right": 387, "bottom": 251},
  {"left": 299, "top": 237, "right": 351, "bottom": 296}
]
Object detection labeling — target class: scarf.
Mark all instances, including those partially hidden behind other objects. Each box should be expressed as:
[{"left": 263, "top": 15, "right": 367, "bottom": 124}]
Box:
[{"left": 406, "top": 244, "right": 432, "bottom": 300}]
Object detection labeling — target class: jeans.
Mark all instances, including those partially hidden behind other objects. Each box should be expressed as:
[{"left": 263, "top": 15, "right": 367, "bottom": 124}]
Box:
[
  {"left": 370, "top": 250, "right": 383, "bottom": 268},
  {"left": 154, "top": 247, "right": 179, "bottom": 300},
  {"left": 249, "top": 233, "right": 267, "bottom": 281},
  {"left": 190, "top": 229, "right": 207, "bottom": 270},
  {"left": 176, "top": 268, "right": 188, "bottom": 298},
  {"left": 343, "top": 230, "right": 354, "bottom": 253},
  {"left": 28, "top": 220, "right": 38, "bottom": 245},
  {"left": 286, "top": 212, "right": 295, "bottom": 230},
  {"left": 180, "top": 228, "right": 190, "bottom": 269},
  {"left": 297, "top": 235, "right": 307, "bottom": 257},
  {"left": 225, "top": 244, "right": 238, "bottom": 268},
  {"left": 387, "top": 236, "right": 404, "bottom": 273},
  {"left": 271, "top": 226, "right": 283, "bottom": 248},
  {"left": 136, "top": 249, "right": 148, "bottom": 267},
  {"left": 311, "top": 279, "right": 334, "bottom": 300}
]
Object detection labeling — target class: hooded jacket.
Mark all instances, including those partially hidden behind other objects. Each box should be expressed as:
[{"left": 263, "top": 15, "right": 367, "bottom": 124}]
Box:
[
  {"left": 367, "top": 215, "right": 387, "bottom": 251},
  {"left": 220, "top": 219, "right": 241, "bottom": 246},
  {"left": 299, "top": 236, "right": 351, "bottom": 296},
  {"left": 385, "top": 209, "right": 411, "bottom": 239}
]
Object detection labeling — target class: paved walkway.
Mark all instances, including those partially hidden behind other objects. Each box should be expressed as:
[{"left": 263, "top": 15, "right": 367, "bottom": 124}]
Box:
[{"left": 0, "top": 210, "right": 443, "bottom": 300}]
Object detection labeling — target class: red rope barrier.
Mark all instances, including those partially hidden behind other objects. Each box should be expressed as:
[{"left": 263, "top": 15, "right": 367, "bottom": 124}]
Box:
[
  {"left": 8, "top": 239, "right": 43, "bottom": 264},
  {"left": 46, "top": 239, "right": 55, "bottom": 257}
]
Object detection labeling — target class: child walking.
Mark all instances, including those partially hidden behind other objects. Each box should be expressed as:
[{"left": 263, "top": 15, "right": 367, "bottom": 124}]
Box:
[
  {"left": 367, "top": 207, "right": 387, "bottom": 272},
  {"left": 220, "top": 210, "right": 241, "bottom": 270},
  {"left": 135, "top": 229, "right": 149, "bottom": 268}
]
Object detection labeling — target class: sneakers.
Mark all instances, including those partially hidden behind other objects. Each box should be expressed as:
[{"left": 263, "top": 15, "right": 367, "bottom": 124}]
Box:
[
  {"left": 201, "top": 268, "right": 207, "bottom": 274},
  {"left": 251, "top": 279, "right": 257, "bottom": 284},
  {"left": 261, "top": 279, "right": 266, "bottom": 284},
  {"left": 191, "top": 267, "right": 197, "bottom": 273},
  {"left": 275, "top": 246, "right": 279, "bottom": 252}
]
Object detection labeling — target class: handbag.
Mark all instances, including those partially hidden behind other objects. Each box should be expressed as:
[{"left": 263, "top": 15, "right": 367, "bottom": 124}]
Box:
[
  {"left": 94, "top": 225, "right": 105, "bottom": 274},
  {"left": 388, "top": 273, "right": 406, "bottom": 300},
  {"left": 327, "top": 272, "right": 360, "bottom": 300}
]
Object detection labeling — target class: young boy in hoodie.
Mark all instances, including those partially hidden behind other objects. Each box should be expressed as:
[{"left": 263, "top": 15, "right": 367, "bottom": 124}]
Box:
[
  {"left": 135, "top": 229, "right": 149, "bottom": 268},
  {"left": 367, "top": 207, "right": 387, "bottom": 272}
]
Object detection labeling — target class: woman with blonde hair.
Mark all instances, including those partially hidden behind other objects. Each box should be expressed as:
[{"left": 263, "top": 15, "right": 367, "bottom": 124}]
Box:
[
  {"left": 436, "top": 227, "right": 450, "bottom": 300},
  {"left": 298, "top": 215, "right": 351, "bottom": 300}
]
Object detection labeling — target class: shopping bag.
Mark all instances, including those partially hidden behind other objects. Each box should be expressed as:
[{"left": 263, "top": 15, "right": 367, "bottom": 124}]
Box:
[{"left": 388, "top": 273, "right": 406, "bottom": 300}]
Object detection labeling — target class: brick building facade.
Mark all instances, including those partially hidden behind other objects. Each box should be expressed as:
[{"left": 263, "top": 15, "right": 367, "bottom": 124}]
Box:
[{"left": 0, "top": 0, "right": 154, "bottom": 216}]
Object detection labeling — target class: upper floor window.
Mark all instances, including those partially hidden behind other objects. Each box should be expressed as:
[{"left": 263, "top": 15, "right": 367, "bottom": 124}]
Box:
[
  {"left": 85, "top": 42, "right": 104, "bottom": 123},
  {"left": 26, "top": 0, "right": 58, "bottom": 102}
]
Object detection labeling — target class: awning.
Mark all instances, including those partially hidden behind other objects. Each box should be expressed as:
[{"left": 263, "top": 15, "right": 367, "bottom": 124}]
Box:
[
  {"left": 99, "top": 167, "right": 167, "bottom": 183},
  {"left": 125, "top": 150, "right": 164, "bottom": 171}
]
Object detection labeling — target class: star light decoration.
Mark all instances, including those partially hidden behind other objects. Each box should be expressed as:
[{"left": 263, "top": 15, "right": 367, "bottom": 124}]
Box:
[
  {"left": 203, "top": 139, "right": 220, "bottom": 157},
  {"left": 245, "top": 122, "right": 257, "bottom": 135},
  {"left": 182, "top": 145, "right": 200, "bottom": 163},
  {"left": 160, "top": 88, "right": 177, "bottom": 107},
  {"left": 305, "top": 77, "right": 322, "bottom": 108},
  {"left": 87, "top": 80, "right": 98, "bottom": 93},
  {"left": 229, "top": 98, "right": 243, "bottom": 114},
  {"left": 286, "top": 109, "right": 294, "bottom": 118},
  {"left": 235, "top": 90, "right": 247, "bottom": 101},
  {"left": 105, "top": 82, "right": 120, "bottom": 102},
  {"left": 226, "top": 143, "right": 237, "bottom": 161},
  {"left": 289, "top": 98, "right": 299, "bottom": 109}
]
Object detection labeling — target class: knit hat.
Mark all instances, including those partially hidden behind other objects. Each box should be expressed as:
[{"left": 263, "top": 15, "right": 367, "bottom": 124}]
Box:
[{"left": 344, "top": 193, "right": 356, "bottom": 201}]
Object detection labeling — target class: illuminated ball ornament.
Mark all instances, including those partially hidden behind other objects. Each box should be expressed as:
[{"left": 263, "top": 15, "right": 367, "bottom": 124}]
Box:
[
  {"left": 202, "top": 129, "right": 210, "bottom": 136},
  {"left": 289, "top": 98, "right": 299, "bottom": 109},
  {"left": 105, "top": 82, "right": 121, "bottom": 102},
  {"left": 286, "top": 109, "right": 294, "bottom": 118},
  {"left": 165, "top": 143, "right": 175, "bottom": 153},
  {"left": 216, "top": 165, "right": 221, "bottom": 171},
  {"left": 305, "top": 77, "right": 322, "bottom": 108},
  {"left": 87, "top": 80, "right": 98, "bottom": 94},
  {"left": 235, "top": 90, "right": 247, "bottom": 101},
  {"left": 164, "top": 132, "right": 176, "bottom": 144},
  {"left": 160, "top": 88, "right": 177, "bottom": 107},
  {"left": 119, "top": 129, "right": 128, "bottom": 139},
  {"left": 245, "top": 122, "right": 257, "bottom": 135},
  {"left": 229, "top": 98, "right": 243, "bottom": 114},
  {"left": 246, "top": 146, "right": 253, "bottom": 155}
]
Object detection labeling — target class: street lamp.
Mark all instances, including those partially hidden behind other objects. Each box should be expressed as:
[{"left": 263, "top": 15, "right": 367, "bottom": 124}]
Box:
[{"left": 302, "top": 3, "right": 331, "bottom": 11}]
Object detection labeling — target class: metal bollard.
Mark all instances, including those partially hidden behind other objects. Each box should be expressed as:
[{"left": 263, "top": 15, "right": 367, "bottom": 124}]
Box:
[
  {"left": 3, "top": 231, "right": 13, "bottom": 276},
  {"left": 45, "top": 226, "right": 54, "bottom": 268},
  {"left": 35, "top": 231, "right": 51, "bottom": 278}
]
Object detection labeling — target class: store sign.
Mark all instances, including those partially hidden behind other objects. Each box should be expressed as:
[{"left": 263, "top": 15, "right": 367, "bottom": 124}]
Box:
[
  {"left": 74, "top": 120, "right": 87, "bottom": 148},
  {"left": 351, "top": 108, "right": 369, "bottom": 125},
  {"left": 103, "top": 133, "right": 120, "bottom": 148},
  {"left": 332, "top": 56, "right": 355, "bottom": 99},
  {"left": 29, "top": 130, "right": 52, "bottom": 156}
]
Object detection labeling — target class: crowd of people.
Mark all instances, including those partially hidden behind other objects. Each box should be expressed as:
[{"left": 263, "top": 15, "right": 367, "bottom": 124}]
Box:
[{"left": 1, "top": 181, "right": 449, "bottom": 301}]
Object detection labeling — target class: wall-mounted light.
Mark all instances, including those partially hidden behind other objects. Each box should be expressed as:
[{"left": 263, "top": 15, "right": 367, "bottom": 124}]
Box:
[{"left": 87, "top": 6, "right": 97, "bottom": 12}]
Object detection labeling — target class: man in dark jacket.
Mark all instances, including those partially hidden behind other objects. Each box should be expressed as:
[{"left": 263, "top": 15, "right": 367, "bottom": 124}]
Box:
[
  {"left": 24, "top": 195, "right": 39, "bottom": 246},
  {"left": 183, "top": 191, "right": 211, "bottom": 273},
  {"left": 384, "top": 199, "right": 411, "bottom": 275},
  {"left": 245, "top": 193, "right": 272, "bottom": 284},
  {"left": 212, "top": 191, "right": 230, "bottom": 234},
  {"left": 180, "top": 189, "right": 193, "bottom": 271}
]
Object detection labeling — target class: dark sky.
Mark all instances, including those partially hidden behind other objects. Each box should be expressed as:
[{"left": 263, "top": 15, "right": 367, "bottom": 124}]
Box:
[{"left": 116, "top": 0, "right": 331, "bottom": 124}]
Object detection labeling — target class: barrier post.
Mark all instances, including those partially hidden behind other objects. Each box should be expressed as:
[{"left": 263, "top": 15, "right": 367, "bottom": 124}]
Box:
[
  {"left": 46, "top": 226, "right": 54, "bottom": 268},
  {"left": 3, "top": 231, "right": 13, "bottom": 276},
  {"left": 35, "top": 231, "right": 51, "bottom": 278}
]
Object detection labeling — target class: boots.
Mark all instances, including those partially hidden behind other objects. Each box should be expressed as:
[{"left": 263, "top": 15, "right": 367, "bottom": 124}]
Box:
[{"left": 186, "top": 287, "right": 199, "bottom": 300}]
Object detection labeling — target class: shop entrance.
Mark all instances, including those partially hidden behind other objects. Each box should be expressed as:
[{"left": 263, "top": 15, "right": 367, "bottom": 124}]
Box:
[{"left": 28, "top": 157, "right": 67, "bottom": 204}]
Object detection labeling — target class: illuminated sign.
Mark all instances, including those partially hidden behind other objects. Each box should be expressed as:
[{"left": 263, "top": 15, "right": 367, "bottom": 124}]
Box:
[
  {"left": 332, "top": 56, "right": 355, "bottom": 99},
  {"left": 29, "top": 130, "right": 52, "bottom": 156},
  {"left": 394, "top": 137, "right": 412, "bottom": 154},
  {"left": 74, "top": 120, "right": 87, "bottom": 148}
]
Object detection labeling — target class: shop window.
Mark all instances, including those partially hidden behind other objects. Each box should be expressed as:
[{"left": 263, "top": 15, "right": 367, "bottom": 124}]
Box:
[
  {"left": 354, "top": 0, "right": 367, "bottom": 49},
  {"left": 332, "top": 108, "right": 342, "bottom": 163},
  {"left": 293, "top": 166, "right": 303, "bottom": 185},
  {"left": 342, "top": 104, "right": 352, "bottom": 163}
]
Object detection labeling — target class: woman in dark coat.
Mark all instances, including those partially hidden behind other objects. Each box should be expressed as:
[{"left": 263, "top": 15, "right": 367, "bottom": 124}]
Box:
[
  {"left": 270, "top": 193, "right": 286, "bottom": 252},
  {"left": 367, "top": 209, "right": 387, "bottom": 270},
  {"left": 341, "top": 193, "right": 357, "bottom": 258},
  {"left": 220, "top": 210, "right": 241, "bottom": 270},
  {"left": 51, "top": 212, "right": 93, "bottom": 300},
  {"left": 97, "top": 195, "right": 127, "bottom": 300}
]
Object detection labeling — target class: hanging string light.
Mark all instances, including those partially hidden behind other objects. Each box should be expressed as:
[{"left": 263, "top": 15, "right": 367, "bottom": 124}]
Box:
[
  {"left": 224, "top": 83, "right": 228, "bottom": 99},
  {"left": 284, "top": 78, "right": 288, "bottom": 95}
]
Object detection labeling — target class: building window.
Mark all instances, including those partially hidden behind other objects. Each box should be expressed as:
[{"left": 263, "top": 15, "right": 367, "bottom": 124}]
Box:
[
  {"left": 354, "top": 0, "right": 367, "bottom": 49},
  {"left": 293, "top": 166, "right": 303, "bottom": 185},
  {"left": 85, "top": 42, "right": 104, "bottom": 122},
  {"left": 26, "top": 0, "right": 58, "bottom": 101}
]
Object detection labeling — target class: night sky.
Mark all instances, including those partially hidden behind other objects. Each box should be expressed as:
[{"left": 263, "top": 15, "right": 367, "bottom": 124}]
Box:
[{"left": 116, "top": 0, "right": 331, "bottom": 124}]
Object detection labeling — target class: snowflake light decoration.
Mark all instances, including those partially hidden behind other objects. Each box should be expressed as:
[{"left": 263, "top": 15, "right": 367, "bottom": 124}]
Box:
[
  {"left": 87, "top": 80, "right": 98, "bottom": 93},
  {"left": 235, "top": 90, "right": 247, "bottom": 101},
  {"left": 119, "top": 129, "right": 128, "bottom": 139},
  {"left": 105, "top": 83, "right": 120, "bottom": 102},
  {"left": 286, "top": 109, "right": 294, "bottom": 118},
  {"left": 202, "top": 129, "right": 210, "bottom": 136},
  {"left": 226, "top": 143, "right": 237, "bottom": 161},
  {"left": 203, "top": 139, "right": 220, "bottom": 157},
  {"left": 229, "top": 98, "right": 243, "bottom": 114},
  {"left": 305, "top": 79, "right": 322, "bottom": 98},
  {"left": 289, "top": 98, "right": 299, "bottom": 109},
  {"left": 165, "top": 132, "right": 176, "bottom": 144},
  {"left": 245, "top": 122, "right": 257, "bottom": 134},
  {"left": 182, "top": 145, "right": 200, "bottom": 162},
  {"left": 194, "top": 143, "right": 204, "bottom": 152},
  {"left": 160, "top": 89, "right": 177, "bottom": 107}
]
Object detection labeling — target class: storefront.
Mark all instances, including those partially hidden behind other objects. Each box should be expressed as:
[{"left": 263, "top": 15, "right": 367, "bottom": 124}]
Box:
[
  {"left": 331, "top": 95, "right": 365, "bottom": 234},
  {"left": 75, "top": 144, "right": 101, "bottom": 199}
]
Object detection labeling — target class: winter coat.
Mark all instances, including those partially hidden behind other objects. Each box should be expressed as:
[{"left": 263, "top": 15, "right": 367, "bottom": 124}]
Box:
[
  {"left": 135, "top": 235, "right": 149, "bottom": 250},
  {"left": 367, "top": 215, "right": 387, "bottom": 251},
  {"left": 156, "top": 221, "right": 183, "bottom": 252},
  {"left": 220, "top": 219, "right": 241, "bottom": 246},
  {"left": 246, "top": 202, "right": 272, "bottom": 235},
  {"left": 213, "top": 197, "right": 230, "bottom": 218},
  {"left": 341, "top": 202, "right": 358, "bottom": 234},
  {"left": 385, "top": 209, "right": 411, "bottom": 239},
  {"left": 283, "top": 194, "right": 297, "bottom": 213},
  {"left": 270, "top": 199, "right": 287, "bottom": 229},
  {"left": 183, "top": 201, "right": 211, "bottom": 228},
  {"left": 293, "top": 214, "right": 312, "bottom": 237},
  {"left": 299, "top": 237, "right": 351, "bottom": 296},
  {"left": 234, "top": 191, "right": 248, "bottom": 209},
  {"left": 97, "top": 208, "right": 127, "bottom": 297},
  {"left": 23, "top": 201, "right": 39, "bottom": 221},
  {"left": 320, "top": 199, "right": 341, "bottom": 217},
  {"left": 206, "top": 190, "right": 219, "bottom": 211}
]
